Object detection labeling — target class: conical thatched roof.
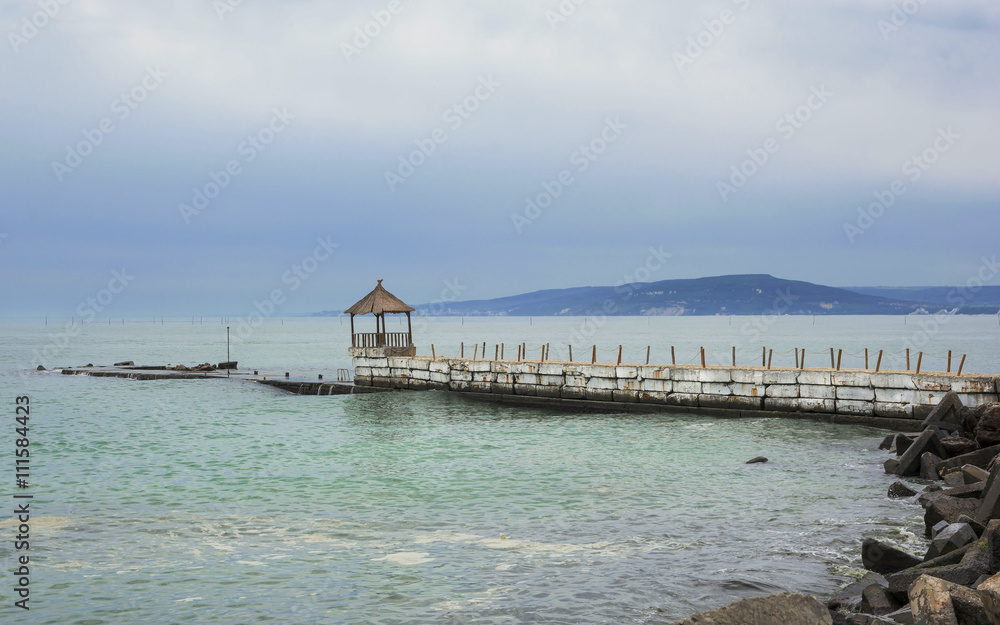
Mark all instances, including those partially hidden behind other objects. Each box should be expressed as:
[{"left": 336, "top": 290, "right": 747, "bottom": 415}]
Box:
[{"left": 344, "top": 280, "right": 415, "bottom": 316}]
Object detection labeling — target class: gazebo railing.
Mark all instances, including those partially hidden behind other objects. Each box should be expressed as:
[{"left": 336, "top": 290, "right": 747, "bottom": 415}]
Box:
[{"left": 352, "top": 332, "right": 412, "bottom": 348}]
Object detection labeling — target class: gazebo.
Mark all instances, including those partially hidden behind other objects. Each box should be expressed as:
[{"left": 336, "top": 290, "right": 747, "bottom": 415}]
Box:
[{"left": 344, "top": 279, "right": 416, "bottom": 349}]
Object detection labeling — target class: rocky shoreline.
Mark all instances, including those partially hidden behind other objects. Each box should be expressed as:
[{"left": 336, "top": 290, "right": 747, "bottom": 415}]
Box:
[{"left": 670, "top": 391, "right": 1000, "bottom": 625}]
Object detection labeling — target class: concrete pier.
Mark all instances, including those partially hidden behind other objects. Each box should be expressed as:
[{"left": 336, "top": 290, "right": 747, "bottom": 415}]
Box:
[{"left": 350, "top": 347, "right": 1000, "bottom": 431}]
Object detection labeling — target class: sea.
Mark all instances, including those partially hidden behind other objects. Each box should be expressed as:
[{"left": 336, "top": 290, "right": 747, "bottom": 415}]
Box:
[{"left": 2, "top": 314, "right": 999, "bottom": 624}]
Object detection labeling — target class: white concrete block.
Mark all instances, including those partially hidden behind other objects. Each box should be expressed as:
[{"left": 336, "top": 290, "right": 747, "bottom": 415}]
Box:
[
  {"left": 450, "top": 369, "right": 472, "bottom": 382},
  {"left": 495, "top": 373, "right": 514, "bottom": 385},
  {"left": 799, "top": 384, "right": 836, "bottom": 399},
  {"left": 354, "top": 366, "right": 371, "bottom": 377},
  {"left": 616, "top": 366, "right": 639, "bottom": 379},
  {"left": 539, "top": 375, "right": 565, "bottom": 387},
  {"left": 797, "top": 370, "right": 832, "bottom": 385},
  {"left": 869, "top": 373, "right": 916, "bottom": 389},
  {"left": 673, "top": 380, "right": 701, "bottom": 394},
  {"left": 491, "top": 360, "right": 512, "bottom": 373},
  {"left": 731, "top": 369, "right": 765, "bottom": 385},
  {"left": 640, "top": 378, "right": 672, "bottom": 392},
  {"left": 514, "top": 373, "right": 540, "bottom": 385},
  {"left": 617, "top": 378, "right": 639, "bottom": 391},
  {"left": 587, "top": 377, "right": 618, "bottom": 390},
  {"left": 671, "top": 368, "right": 702, "bottom": 382},
  {"left": 874, "top": 388, "right": 919, "bottom": 404},
  {"left": 539, "top": 363, "right": 566, "bottom": 375},
  {"left": 564, "top": 374, "right": 588, "bottom": 388},
  {"left": 409, "top": 359, "right": 431, "bottom": 371},
  {"left": 874, "top": 402, "right": 914, "bottom": 418},
  {"left": 638, "top": 366, "right": 671, "bottom": 380},
  {"left": 429, "top": 371, "right": 451, "bottom": 384},
  {"left": 763, "top": 370, "right": 797, "bottom": 385},
  {"left": 730, "top": 383, "right": 764, "bottom": 398},
  {"left": 768, "top": 384, "right": 799, "bottom": 398},
  {"left": 511, "top": 362, "right": 540, "bottom": 375},
  {"left": 701, "top": 382, "right": 732, "bottom": 396},
  {"left": 697, "top": 369, "right": 732, "bottom": 383},
  {"left": 836, "top": 386, "right": 876, "bottom": 401},
  {"left": 832, "top": 371, "right": 872, "bottom": 387},
  {"left": 411, "top": 369, "right": 431, "bottom": 381},
  {"left": 371, "top": 367, "right": 391, "bottom": 377},
  {"left": 429, "top": 361, "right": 450, "bottom": 374},
  {"left": 836, "top": 399, "right": 873, "bottom": 416},
  {"left": 388, "top": 357, "right": 410, "bottom": 368},
  {"left": 468, "top": 360, "right": 492, "bottom": 373},
  {"left": 389, "top": 368, "right": 411, "bottom": 378},
  {"left": 959, "top": 393, "right": 1000, "bottom": 408}
]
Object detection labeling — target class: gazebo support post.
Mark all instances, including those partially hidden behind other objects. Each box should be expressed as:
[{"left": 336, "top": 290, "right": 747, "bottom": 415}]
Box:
[
  {"left": 406, "top": 312, "right": 412, "bottom": 347},
  {"left": 350, "top": 314, "right": 355, "bottom": 346}
]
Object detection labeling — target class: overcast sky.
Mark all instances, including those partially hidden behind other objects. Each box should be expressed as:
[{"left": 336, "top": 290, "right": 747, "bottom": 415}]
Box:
[{"left": 1, "top": 0, "right": 998, "bottom": 316}]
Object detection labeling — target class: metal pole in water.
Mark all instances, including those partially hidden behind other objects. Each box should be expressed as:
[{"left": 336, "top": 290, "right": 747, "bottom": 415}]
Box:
[{"left": 227, "top": 326, "right": 230, "bottom": 377}]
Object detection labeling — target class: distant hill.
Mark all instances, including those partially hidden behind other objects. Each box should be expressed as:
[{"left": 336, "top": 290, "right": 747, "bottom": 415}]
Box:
[
  {"left": 844, "top": 287, "right": 1000, "bottom": 314},
  {"left": 406, "top": 274, "right": 928, "bottom": 317}
]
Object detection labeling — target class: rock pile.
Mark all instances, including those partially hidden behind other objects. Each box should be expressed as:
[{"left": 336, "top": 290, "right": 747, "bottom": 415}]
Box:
[
  {"left": 828, "top": 393, "right": 1000, "bottom": 624},
  {"left": 672, "top": 393, "right": 1000, "bottom": 625}
]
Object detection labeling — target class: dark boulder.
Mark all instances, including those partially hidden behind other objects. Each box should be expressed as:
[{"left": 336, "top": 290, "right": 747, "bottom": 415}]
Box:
[
  {"left": 921, "top": 391, "right": 965, "bottom": 430},
  {"left": 922, "top": 492, "right": 979, "bottom": 537},
  {"left": 885, "top": 458, "right": 901, "bottom": 474},
  {"left": 858, "top": 583, "right": 899, "bottom": 616},
  {"left": 746, "top": 456, "right": 768, "bottom": 464},
  {"left": 925, "top": 522, "right": 977, "bottom": 560},
  {"left": 975, "top": 405, "right": 1000, "bottom": 449},
  {"left": 940, "top": 435, "right": 979, "bottom": 458},
  {"left": 964, "top": 465, "right": 991, "bottom": 484},
  {"left": 935, "top": 444, "right": 1000, "bottom": 475},
  {"left": 921, "top": 452, "right": 943, "bottom": 480},
  {"left": 888, "top": 481, "right": 917, "bottom": 499},
  {"left": 898, "top": 429, "right": 946, "bottom": 477},
  {"left": 666, "top": 592, "right": 832, "bottom": 624},
  {"left": 828, "top": 572, "right": 887, "bottom": 613},
  {"left": 113, "top": 360, "right": 134, "bottom": 367},
  {"left": 861, "top": 538, "right": 922, "bottom": 574}
]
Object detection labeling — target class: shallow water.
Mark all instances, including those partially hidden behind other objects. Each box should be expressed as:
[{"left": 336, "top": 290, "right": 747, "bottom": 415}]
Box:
[{"left": 0, "top": 315, "right": 974, "bottom": 623}]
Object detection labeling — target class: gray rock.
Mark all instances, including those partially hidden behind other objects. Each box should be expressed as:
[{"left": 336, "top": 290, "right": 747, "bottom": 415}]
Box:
[
  {"left": 879, "top": 434, "right": 897, "bottom": 451},
  {"left": 862, "top": 538, "right": 923, "bottom": 574},
  {"left": 974, "top": 405, "right": 1000, "bottom": 449},
  {"left": 909, "top": 574, "right": 959, "bottom": 625},
  {"left": 922, "top": 452, "right": 944, "bottom": 480},
  {"left": 964, "top": 465, "right": 991, "bottom": 484},
  {"left": 666, "top": 592, "right": 832, "bottom": 624},
  {"left": 829, "top": 572, "right": 888, "bottom": 612},
  {"left": 935, "top": 444, "right": 1000, "bottom": 475},
  {"left": 925, "top": 523, "right": 977, "bottom": 560},
  {"left": 859, "top": 583, "right": 899, "bottom": 616},
  {"left": 895, "top": 433, "right": 917, "bottom": 457},
  {"left": 975, "top": 464, "right": 1000, "bottom": 524},
  {"left": 931, "top": 520, "right": 951, "bottom": 539},
  {"left": 888, "top": 481, "right": 917, "bottom": 499},
  {"left": 922, "top": 492, "right": 979, "bottom": 536},
  {"left": 940, "top": 435, "right": 979, "bottom": 458},
  {"left": 746, "top": 456, "right": 768, "bottom": 464},
  {"left": 113, "top": 360, "right": 134, "bottom": 367},
  {"left": 957, "top": 515, "right": 987, "bottom": 538},
  {"left": 921, "top": 391, "right": 965, "bottom": 430},
  {"left": 943, "top": 471, "right": 965, "bottom": 487},
  {"left": 885, "top": 458, "right": 901, "bottom": 475},
  {"left": 898, "top": 429, "right": 945, "bottom": 477}
]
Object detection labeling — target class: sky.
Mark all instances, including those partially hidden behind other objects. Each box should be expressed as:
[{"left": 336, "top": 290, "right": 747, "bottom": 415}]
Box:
[{"left": 1, "top": 0, "right": 998, "bottom": 317}]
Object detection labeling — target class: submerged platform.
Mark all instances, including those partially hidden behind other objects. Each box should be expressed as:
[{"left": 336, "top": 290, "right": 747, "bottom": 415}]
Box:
[{"left": 58, "top": 365, "right": 388, "bottom": 396}]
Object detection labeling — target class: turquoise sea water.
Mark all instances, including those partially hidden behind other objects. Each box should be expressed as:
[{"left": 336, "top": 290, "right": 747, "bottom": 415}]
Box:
[{"left": 3, "top": 315, "right": 997, "bottom": 623}]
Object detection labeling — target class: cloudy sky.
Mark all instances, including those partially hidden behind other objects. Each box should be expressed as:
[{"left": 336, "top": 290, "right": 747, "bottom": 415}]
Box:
[{"left": 1, "top": 0, "right": 998, "bottom": 316}]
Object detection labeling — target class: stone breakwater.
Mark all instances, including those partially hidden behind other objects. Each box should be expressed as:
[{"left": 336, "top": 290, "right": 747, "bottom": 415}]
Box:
[{"left": 350, "top": 348, "right": 999, "bottom": 431}]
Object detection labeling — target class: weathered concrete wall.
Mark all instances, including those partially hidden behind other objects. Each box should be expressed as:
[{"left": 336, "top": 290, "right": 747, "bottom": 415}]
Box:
[{"left": 349, "top": 348, "right": 999, "bottom": 429}]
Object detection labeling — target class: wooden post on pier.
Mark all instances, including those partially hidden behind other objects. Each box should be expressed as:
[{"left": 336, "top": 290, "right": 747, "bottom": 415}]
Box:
[
  {"left": 501, "top": 343, "right": 504, "bottom": 360},
  {"left": 830, "top": 348, "right": 835, "bottom": 369},
  {"left": 731, "top": 346, "right": 736, "bottom": 367},
  {"left": 762, "top": 347, "right": 766, "bottom": 367},
  {"left": 546, "top": 343, "right": 550, "bottom": 361},
  {"left": 671, "top": 346, "right": 676, "bottom": 365},
  {"left": 837, "top": 349, "right": 842, "bottom": 371},
  {"left": 948, "top": 350, "right": 953, "bottom": 373},
  {"left": 647, "top": 346, "right": 651, "bottom": 365},
  {"left": 864, "top": 348, "right": 869, "bottom": 370},
  {"left": 958, "top": 354, "right": 967, "bottom": 375},
  {"left": 461, "top": 342, "right": 464, "bottom": 358},
  {"left": 541, "top": 345, "right": 545, "bottom": 362},
  {"left": 800, "top": 348, "right": 806, "bottom": 369},
  {"left": 906, "top": 349, "right": 911, "bottom": 371},
  {"left": 617, "top": 345, "right": 623, "bottom": 365},
  {"left": 795, "top": 348, "right": 799, "bottom": 369},
  {"left": 700, "top": 347, "right": 706, "bottom": 368},
  {"left": 592, "top": 345, "right": 596, "bottom": 364},
  {"left": 473, "top": 343, "right": 478, "bottom": 359},
  {"left": 495, "top": 345, "right": 499, "bottom": 360},
  {"left": 569, "top": 345, "right": 573, "bottom": 362},
  {"left": 767, "top": 349, "right": 773, "bottom": 369},
  {"left": 876, "top": 350, "right": 883, "bottom": 372},
  {"left": 916, "top": 352, "right": 923, "bottom": 374},
  {"left": 432, "top": 344, "right": 436, "bottom": 358}
]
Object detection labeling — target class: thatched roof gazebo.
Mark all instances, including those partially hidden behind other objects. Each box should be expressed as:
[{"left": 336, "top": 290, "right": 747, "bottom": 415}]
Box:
[{"left": 344, "top": 279, "right": 416, "bottom": 349}]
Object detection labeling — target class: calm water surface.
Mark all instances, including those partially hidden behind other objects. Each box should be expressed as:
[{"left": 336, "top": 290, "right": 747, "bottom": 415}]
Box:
[{"left": 4, "top": 315, "right": 994, "bottom": 624}]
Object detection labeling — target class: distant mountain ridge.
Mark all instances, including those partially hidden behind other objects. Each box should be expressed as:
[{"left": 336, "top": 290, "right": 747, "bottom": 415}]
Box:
[
  {"left": 309, "top": 275, "right": 1000, "bottom": 317},
  {"left": 411, "top": 274, "right": 927, "bottom": 317}
]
